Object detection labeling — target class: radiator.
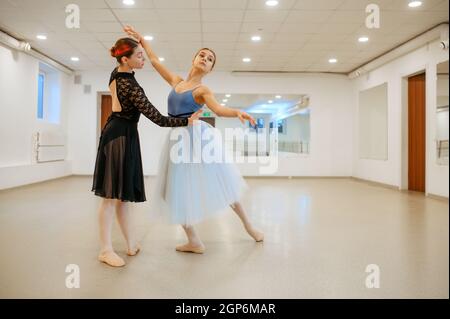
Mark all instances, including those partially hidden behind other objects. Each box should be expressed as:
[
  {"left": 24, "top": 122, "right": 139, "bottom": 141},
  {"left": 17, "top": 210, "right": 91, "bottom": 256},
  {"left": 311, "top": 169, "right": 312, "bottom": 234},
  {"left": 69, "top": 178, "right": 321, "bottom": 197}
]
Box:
[{"left": 35, "top": 131, "right": 66, "bottom": 163}]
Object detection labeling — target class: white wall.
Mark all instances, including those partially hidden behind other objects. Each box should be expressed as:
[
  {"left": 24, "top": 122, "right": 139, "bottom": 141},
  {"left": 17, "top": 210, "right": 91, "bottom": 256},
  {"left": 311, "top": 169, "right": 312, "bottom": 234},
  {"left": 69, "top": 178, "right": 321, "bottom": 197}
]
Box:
[
  {"left": 0, "top": 43, "right": 71, "bottom": 190},
  {"left": 358, "top": 83, "right": 388, "bottom": 160},
  {"left": 352, "top": 39, "right": 449, "bottom": 198},
  {"left": 67, "top": 70, "right": 354, "bottom": 177}
]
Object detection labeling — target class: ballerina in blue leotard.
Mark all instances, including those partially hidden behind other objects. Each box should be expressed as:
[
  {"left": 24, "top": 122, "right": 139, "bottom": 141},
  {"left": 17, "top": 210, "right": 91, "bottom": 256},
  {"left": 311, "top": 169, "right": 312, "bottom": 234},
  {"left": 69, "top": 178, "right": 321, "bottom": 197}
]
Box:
[{"left": 125, "top": 26, "right": 264, "bottom": 253}]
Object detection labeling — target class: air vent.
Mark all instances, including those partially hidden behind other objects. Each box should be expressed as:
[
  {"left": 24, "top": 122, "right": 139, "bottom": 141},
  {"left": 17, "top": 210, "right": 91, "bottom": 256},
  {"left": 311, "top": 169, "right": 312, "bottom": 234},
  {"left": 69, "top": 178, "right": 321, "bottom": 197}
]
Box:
[
  {"left": 74, "top": 74, "right": 82, "bottom": 84},
  {"left": 83, "top": 84, "right": 91, "bottom": 94}
]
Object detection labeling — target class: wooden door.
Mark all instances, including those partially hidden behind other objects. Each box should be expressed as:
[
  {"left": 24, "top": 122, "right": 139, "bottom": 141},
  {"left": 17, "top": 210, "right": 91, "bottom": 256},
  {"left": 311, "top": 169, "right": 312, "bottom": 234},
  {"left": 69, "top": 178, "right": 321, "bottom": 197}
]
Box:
[
  {"left": 101, "top": 95, "right": 112, "bottom": 130},
  {"left": 408, "top": 73, "right": 426, "bottom": 192}
]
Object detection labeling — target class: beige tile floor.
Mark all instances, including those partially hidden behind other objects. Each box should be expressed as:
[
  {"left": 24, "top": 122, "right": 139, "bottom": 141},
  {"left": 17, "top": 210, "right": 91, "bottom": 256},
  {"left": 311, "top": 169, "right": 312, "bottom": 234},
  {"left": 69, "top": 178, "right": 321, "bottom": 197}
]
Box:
[{"left": 0, "top": 176, "right": 448, "bottom": 299}]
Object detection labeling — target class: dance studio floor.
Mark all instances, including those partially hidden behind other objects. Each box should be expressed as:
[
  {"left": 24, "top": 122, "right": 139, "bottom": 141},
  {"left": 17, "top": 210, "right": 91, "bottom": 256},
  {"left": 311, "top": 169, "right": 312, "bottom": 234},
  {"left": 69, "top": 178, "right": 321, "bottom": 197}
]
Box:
[{"left": 0, "top": 176, "right": 448, "bottom": 299}]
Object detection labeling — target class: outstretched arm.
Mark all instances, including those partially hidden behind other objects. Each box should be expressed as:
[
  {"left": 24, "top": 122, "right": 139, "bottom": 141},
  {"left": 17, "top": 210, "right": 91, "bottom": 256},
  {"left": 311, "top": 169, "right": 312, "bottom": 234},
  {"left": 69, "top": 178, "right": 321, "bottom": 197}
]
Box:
[
  {"left": 129, "top": 85, "right": 201, "bottom": 127},
  {"left": 201, "top": 86, "right": 256, "bottom": 126},
  {"left": 124, "top": 25, "right": 182, "bottom": 87}
]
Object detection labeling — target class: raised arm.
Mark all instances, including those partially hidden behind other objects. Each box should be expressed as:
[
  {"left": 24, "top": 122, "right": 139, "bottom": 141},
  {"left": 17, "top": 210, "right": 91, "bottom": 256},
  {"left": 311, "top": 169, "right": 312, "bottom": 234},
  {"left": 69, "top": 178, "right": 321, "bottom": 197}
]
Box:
[
  {"left": 128, "top": 84, "right": 201, "bottom": 127},
  {"left": 124, "top": 25, "right": 182, "bottom": 87},
  {"left": 200, "top": 86, "right": 256, "bottom": 126}
]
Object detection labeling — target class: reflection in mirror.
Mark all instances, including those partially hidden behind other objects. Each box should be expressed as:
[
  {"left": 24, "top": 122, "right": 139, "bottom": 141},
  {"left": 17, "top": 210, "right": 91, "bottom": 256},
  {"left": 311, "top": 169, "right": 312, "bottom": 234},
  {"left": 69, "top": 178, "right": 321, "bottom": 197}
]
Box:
[
  {"left": 207, "top": 94, "right": 310, "bottom": 157},
  {"left": 275, "top": 112, "right": 310, "bottom": 154},
  {"left": 358, "top": 83, "right": 388, "bottom": 160},
  {"left": 436, "top": 60, "right": 449, "bottom": 165}
]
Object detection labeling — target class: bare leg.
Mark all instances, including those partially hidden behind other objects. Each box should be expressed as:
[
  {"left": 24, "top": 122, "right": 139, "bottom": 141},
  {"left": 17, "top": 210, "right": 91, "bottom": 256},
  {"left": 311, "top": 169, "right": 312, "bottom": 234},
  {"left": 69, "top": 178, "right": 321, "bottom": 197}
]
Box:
[
  {"left": 230, "top": 202, "right": 264, "bottom": 242},
  {"left": 98, "top": 199, "right": 125, "bottom": 267},
  {"left": 176, "top": 224, "right": 205, "bottom": 254},
  {"left": 116, "top": 201, "right": 141, "bottom": 256}
]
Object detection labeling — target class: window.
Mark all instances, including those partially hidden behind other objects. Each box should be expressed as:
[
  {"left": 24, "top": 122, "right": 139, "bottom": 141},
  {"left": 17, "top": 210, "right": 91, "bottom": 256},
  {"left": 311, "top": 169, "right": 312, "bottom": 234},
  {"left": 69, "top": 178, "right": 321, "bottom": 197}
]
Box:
[
  {"left": 249, "top": 118, "right": 265, "bottom": 130},
  {"left": 37, "top": 62, "right": 61, "bottom": 123},
  {"left": 37, "top": 73, "right": 45, "bottom": 119},
  {"left": 269, "top": 120, "right": 286, "bottom": 134},
  {"left": 277, "top": 119, "right": 286, "bottom": 134},
  {"left": 256, "top": 118, "right": 264, "bottom": 129}
]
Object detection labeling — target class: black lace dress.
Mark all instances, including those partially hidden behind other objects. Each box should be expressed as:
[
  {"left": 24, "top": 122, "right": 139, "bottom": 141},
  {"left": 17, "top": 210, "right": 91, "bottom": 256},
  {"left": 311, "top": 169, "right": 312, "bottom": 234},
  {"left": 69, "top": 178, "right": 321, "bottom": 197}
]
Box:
[{"left": 92, "top": 68, "right": 188, "bottom": 202}]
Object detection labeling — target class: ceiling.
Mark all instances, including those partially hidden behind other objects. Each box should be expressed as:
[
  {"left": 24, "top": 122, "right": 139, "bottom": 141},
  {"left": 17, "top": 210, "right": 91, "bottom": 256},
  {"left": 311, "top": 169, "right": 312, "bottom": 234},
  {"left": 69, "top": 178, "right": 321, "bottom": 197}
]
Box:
[{"left": 0, "top": 0, "right": 448, "bottom": 73}]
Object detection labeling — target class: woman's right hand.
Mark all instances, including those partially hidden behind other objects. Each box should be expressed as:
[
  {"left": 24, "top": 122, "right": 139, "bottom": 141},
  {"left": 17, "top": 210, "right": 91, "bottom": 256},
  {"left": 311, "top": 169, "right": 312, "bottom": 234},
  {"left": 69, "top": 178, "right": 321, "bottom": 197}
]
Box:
[
  {"left": 124, "top": 25, "right": 142, "bottom": 43},
  {"left": 237, "top": 110, "right": 256, "bottom": 126},
  {"left": 188, "top": 109, "right": 203, "bottom": 126}
]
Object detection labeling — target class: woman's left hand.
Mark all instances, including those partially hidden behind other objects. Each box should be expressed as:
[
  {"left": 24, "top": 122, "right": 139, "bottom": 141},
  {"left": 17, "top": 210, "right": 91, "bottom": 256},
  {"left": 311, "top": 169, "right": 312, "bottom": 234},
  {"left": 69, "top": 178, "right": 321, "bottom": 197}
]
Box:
[{"left": 237, "top": 110, "right": 256, "bottom": 126}]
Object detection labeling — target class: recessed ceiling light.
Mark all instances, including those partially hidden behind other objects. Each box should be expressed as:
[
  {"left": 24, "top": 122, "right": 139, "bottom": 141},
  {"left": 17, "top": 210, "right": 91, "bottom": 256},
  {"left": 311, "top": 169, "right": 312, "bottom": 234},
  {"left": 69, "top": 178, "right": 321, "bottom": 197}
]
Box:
[
  {"left": 159, "top": 57, "right": 165, "bottom": 62},
  {"left": 251, "top": 35, "right": 261, "bottom": 42},
  {"left": 328, "top": 58, "right": 338, "bottom": 63},
  {"left": 123, "top": 0, "right": 135, "bottom": 5},
  {"left": 408, "top": 1, "right": 422, "bottom": 8},
  {"left": 70, "top": 57, "right": 79, "bottom": 62},
  {"left": 265, "top": 0, "right": 279, "bottom": 7},
  {"left": 358, "top": 36, "right": 369, "bottom": 42},
  {"left": 222, "top": 99, "right": 228, "bottom": 102},
  {"left": 268, "top": 100, "right": 273, "bottom": 104},
  {"left": 275, "top": 95, "right": 282, "bottom": 99},
  {"left": 242, "top": 57, "right": 251, "bottom": 63},
  {"left": 221, "top": 103, "right": 225, "bottom": 106},
  {"left": 225, "top": 94, "right": 231, "bottom": 97},
  {"left": 144, "top": 35, "right": 154, "bottom": 41},
  {"left": 36, "top": 35, "right": 47, "bottom": 40}
]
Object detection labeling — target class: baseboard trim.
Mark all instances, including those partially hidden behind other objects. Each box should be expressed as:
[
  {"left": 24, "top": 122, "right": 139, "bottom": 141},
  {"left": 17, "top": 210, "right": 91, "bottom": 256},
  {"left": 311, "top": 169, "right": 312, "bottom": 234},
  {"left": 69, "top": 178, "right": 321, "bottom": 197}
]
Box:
[
  {"left": 0, "top": 174, "right": 72, "bottom": 191},
  {"left": 427, "top": 193, "right": 449, "bottom": 202},
  {"left": 350, "top": 177, "right": 399, "bottom": 190}
]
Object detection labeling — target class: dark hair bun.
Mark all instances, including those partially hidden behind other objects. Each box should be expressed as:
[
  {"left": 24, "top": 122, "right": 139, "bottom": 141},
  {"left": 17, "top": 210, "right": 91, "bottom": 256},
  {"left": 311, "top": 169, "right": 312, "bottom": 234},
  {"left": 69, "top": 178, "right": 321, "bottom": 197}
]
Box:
[
  {"left": 110, "top": 46, "right": 116, "bottom": 57},
  {"left": 110, "top": 38, "right": 139, "bottom": 63}
]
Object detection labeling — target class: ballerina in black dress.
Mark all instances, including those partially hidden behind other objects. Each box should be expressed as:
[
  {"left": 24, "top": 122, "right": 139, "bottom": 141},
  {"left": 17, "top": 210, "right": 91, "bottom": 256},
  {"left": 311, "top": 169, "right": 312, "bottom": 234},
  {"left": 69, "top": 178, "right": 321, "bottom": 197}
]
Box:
[{"left": 92, "top": 38, "right": 202, "bottom": 267}]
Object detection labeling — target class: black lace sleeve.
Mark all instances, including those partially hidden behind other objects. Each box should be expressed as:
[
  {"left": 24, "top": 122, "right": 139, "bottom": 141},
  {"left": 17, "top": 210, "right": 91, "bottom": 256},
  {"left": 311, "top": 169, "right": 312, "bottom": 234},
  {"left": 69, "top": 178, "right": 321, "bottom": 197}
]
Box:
[
  {"left": 109, "top": 67, "right": 118, "bottom": 85},
  {"left": 129, "top": 84, "right": 188, "bottom": 127}
]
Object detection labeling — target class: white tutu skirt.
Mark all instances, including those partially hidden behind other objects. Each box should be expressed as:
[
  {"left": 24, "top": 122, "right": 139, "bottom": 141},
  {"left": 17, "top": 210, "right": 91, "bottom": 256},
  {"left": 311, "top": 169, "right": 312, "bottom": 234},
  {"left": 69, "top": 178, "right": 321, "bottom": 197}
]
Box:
[{"left": 150, "top": 120, "right": 247, "bottom": 225}]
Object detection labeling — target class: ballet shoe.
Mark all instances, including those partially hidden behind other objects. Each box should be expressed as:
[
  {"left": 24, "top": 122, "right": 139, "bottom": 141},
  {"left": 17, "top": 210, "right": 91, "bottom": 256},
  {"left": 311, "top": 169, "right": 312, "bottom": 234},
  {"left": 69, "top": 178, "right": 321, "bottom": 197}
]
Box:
[
  {"left": 253, "top": 231, "right": 264, "bottom": 242},
  {"left": 247, "top": 227, "right": 264, "bottom": 242},
  {"left": 175, "top": 243, "right": 205, "bottom": 254},
  {"left": 98, "top": 250, "right": 126, "bottom": 267},
  {"left": 127, "top": 243, "right": 141, "bottom": 256}
]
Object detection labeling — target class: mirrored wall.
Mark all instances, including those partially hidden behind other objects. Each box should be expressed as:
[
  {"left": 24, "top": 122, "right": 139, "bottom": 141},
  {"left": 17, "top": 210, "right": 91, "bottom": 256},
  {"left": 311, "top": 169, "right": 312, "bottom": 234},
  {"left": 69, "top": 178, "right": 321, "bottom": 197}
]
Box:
[
  {"left": 272, "top": 112, "right": 310, "bottom": 155},
  {"left": 436, "top": 60, "right": 449, "bottom": 165},
  {"left": 202, "top": 93, "right": 310, "bottom": 157}
]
